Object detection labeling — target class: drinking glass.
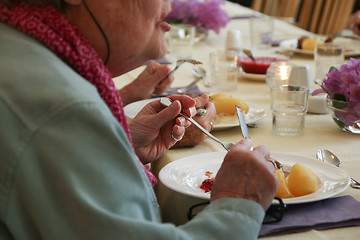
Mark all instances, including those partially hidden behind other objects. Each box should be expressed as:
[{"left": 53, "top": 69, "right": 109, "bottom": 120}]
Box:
[
  {"left": 250, "top": 16, "right": 274, "bottom": 50},
  {"left": 209, "top": 50, "right": 238, "bottom": 92},
  {"left": 167, "top": 24, "right": 195, "bottom": 60},
  {"left": 270, "top": 86, "right": 309, "bottom": 136},
  {"left": 315, "top": 43, "right": 344, "bottom": 81}
]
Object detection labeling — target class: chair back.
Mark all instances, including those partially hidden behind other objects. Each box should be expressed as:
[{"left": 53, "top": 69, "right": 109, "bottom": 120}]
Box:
[
  {"left": 297, "top": 0, "right": 355, "bottom": 34},
  {"left": 252, "top": 0, "right": 356, "bottom": 34},
  {"left": 252, "top": 0, "right": 302, "bottom": 23}
]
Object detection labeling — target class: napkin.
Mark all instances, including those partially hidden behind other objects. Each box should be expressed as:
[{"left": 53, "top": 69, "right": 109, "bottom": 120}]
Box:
[
  {"left": 230, "top": 14, "right": 260, "bottom": 20},
  {"left": 144, "top": 56, "right": 172, "bottom": 65},
  {"left": 259, "top": 195, "right": 360, "bottom": 237},
  {"left": 152, "top": 85, "right": 203, "bottom": 98}
]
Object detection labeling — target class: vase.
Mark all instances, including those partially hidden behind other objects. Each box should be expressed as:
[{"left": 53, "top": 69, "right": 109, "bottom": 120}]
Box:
[{"left": 327, "top": 96, "right": 360, "bottom": 134}]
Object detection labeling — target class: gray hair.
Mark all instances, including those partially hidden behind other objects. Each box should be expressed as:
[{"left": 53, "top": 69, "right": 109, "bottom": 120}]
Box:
[{"left": 0, "top": 0, "right": 63, "bottom": 10}]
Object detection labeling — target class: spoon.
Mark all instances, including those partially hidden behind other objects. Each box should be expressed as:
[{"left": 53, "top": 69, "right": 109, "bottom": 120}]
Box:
[
  {"left": 192, "top": 66, "right": 206, "bottom": 78},
  {"left": 316, "top": 149, "right": 360, "bottom": 189},
  {"left": 192, "top": 66, "right": 210, "bottom": 87},
  {"left": 160, "top": 97, "right": 234, "bottom": 151},
  {"left": 242, "top": 49, "right": 256, "bottom": 62}
]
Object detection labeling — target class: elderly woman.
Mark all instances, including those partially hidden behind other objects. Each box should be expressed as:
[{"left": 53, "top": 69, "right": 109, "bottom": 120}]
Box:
[{"left": 0, "top": 0, "right": 279, "bottom": 239}]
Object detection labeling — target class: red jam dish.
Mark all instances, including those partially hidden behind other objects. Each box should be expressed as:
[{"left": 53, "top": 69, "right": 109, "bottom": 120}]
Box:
[{"left": 238, "top": 56, "right": 288, "bottom": 75}]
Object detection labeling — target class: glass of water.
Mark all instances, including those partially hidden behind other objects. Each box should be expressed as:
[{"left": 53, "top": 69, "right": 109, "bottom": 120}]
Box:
[{"left": 270, "top": 86, "right": 309, "bottom": 136}]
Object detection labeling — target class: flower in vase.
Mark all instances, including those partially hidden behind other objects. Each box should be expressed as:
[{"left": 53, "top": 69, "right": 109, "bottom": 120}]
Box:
[
  {"left": 313, "top": 58, "right": 360, "bottom": 131},
  {"left": 164, "top": 0, "right": 230, "bottom": 34}
]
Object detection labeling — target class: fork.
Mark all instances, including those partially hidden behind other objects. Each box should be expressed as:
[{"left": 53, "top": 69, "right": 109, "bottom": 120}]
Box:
[
  {"left": 160, "top": 97, "right": 234, "bottom": 151},
  {"left": 161, "top": 59, "right": 203, "bottom": 81}
]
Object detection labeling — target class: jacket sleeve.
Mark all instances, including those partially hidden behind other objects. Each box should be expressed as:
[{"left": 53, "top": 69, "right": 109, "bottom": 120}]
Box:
[{"left": 6, "top": 101, "right": 264, "bottom": 240}]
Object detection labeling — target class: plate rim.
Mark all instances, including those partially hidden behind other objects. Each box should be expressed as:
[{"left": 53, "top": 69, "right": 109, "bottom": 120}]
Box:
[
  {"left": 238, "top": 71, "right": 266, "bottom": 81},
  {"left": 279, "top": 38, "right": 360, "bottom": 57},
  {"left": 159, "top": 151, "right": 350, "bottom": 204},
  {"left": 212, "top": 102, "right": 266, "bottom": 130}
]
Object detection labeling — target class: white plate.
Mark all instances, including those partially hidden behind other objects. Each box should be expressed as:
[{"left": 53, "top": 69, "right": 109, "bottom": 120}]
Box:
[
  {"left": 159, "top": 151, "right": 350, "bottom": 204},
  {"left": 124, "top": 98, "right": 266, "bottom": 131},
  {"left": 279, "top": 38, "right": 360, "bottom": 57},
  {"left": 238, "top": 71, "right": 266, "bottom": 81},
  {"left": 213, "top": 102, "right": 265, "bottom": 130}
]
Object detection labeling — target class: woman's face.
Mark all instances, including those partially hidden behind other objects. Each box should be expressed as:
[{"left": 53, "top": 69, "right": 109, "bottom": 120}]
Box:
[{"left": 66, "top": 0, "right": 171, "bottom": 76}]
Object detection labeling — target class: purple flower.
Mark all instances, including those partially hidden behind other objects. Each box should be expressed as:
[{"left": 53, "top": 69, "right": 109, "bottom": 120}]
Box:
[
  {"left": 313, "top": 58, "right": 360, "bottom": 104},
  {"left": 164, "top": 0, "right": 230, "bottom": 34},
  {"left": 314, "top": 58, "right": 360, "bottom": 126}
]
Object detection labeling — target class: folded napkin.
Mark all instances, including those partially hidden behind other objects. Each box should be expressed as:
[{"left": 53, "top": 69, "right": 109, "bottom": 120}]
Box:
[
  {"left": 152, "top": 85, "right": 203, "bottom": 98},
  {"left": 230, "top": 14, "right": 260, "bottom": 20},
  {"left": 271, "top": 38, "right": 289, "bottom": 46},
  {"left": 259, "top": 195, "right": 360, "bottom": 237}
]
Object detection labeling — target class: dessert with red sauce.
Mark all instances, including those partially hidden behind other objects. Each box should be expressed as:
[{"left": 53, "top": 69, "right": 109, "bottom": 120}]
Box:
[{"left": 237, "top": 56, "right": 288, "bottom": 75}]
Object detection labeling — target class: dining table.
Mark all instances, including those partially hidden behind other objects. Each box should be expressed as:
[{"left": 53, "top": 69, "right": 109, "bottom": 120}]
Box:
[{"left": 114, "top": 1, "right": 360, "bottom": 239}]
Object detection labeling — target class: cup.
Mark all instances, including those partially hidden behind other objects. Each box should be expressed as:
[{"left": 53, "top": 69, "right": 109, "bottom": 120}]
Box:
[
  {"left": 266, "top": 61, "right": 294, "bottom": 88},
  {"left": 270, "top": 86, "right": 309, "bottom": 136},
  {"left": 209, "top": 50, "right": 238, "bottom": 92},
  {"left": 167, "top": 24, "right": 195, "bottom": 60},
  {"left": 250, "top": 16, "right": 274, "bottom": 50},
  {"left": 314, "top": 43, "right": 344, "bottom": 81}
]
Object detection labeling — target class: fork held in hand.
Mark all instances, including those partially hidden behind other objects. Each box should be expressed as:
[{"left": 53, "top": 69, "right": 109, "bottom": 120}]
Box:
[
  {"left": 160, "top": 97, "right": 234, "bottom": 151},
  {"left": 162, "top": 59, "right": 202, "bottom": 81}
]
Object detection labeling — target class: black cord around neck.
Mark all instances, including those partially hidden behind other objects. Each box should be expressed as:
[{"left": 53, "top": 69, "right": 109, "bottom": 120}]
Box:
[{"left": 81, "top": 0, "right": 110, "bottom": 65}]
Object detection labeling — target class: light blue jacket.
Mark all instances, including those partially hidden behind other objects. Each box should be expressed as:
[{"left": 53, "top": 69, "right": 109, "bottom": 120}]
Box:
[{"left": 0, "top": 22, "right": 264, "bottom": 240}]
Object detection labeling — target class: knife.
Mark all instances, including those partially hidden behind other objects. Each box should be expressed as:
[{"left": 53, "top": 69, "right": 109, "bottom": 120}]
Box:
[
  {"left": 235, "top": 105, "right": 250, "bottom": 139},
  {"left": 236, "top": 105, "right": 282, "bottom": 169}
]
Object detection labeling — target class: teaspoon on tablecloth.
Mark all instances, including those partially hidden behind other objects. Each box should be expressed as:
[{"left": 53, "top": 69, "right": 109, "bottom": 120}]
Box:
[{"left": 316, "top": 149, "right": 360, "bottom": 189}]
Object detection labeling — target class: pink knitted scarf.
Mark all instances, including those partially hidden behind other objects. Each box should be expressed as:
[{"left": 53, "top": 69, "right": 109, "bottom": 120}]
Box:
[{"left": 0, "top": 3, "right": 157, "bottom": 185}]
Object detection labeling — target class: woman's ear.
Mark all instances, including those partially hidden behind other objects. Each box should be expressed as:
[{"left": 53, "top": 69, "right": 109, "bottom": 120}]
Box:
[{"left": 63, "top": 0, "right": 83, "bottom": 6}]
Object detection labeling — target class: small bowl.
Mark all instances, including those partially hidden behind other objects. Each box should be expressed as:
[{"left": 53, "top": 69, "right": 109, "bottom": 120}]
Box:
[{"left": 237, "top": 56, "right": 288, "bottom": 74}]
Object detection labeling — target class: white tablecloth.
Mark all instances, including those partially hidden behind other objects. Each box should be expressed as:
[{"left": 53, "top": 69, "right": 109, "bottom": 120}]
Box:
[{"left": 114, "top": 2, "right": 360, "bottom": 239}]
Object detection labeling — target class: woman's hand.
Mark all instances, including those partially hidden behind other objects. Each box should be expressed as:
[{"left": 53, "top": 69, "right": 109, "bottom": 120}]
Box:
[
  {"left": 171, "top": 94, "right": 216, "bottom": 148},
  {"left": 119, "top": 61, "right": 174, "bottom": 106},
  {"left": 211, "top": 139, "right": 279, "bottom": 211},
  {"left": 129, "top": 95, "right": 196, "bottom": 164}
]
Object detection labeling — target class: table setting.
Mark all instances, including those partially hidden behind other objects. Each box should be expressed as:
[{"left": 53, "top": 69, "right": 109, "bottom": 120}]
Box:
[{"left": 114, "top": 1, "right": 360, "bottom": 239}]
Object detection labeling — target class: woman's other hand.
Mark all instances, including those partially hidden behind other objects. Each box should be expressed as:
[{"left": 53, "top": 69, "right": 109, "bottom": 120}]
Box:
[
  {"left": 119, "top": 61, "right": 174, "bottom": 106},
  {"left": 171, "top": 94, "right": 216, "bottom": 148}
]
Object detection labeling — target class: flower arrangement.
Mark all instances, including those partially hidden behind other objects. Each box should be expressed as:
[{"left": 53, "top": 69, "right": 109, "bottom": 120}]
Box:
[
  {"left": 313, "top": 58, "right": 360, "bottom": 133},
  {"left": 164, "top": 0, "right": 230, "bottom": 34}
]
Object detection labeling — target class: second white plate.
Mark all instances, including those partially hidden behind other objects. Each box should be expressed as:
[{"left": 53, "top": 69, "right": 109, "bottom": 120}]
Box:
[
  {"left": 280, "top": 38, "right": 360, "bottom": 57},
  {"left": 238, "top": 71, "right": 266, "bottom": 81},
  {"left": 159, "top": 151, "right": 350, "bottom": 204},
  {"left": 124, "top": 98, "right": 266, "bottom": 131}
]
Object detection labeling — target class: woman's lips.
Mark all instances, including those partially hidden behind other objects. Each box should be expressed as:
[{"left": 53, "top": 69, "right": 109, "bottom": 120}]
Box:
[{"left": 159, "top": 21, "right": 171, "bottom": 32}]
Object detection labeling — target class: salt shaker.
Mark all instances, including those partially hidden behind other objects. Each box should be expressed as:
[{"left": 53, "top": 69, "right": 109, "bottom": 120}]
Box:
[
  {"left": 225, "top": 29, "right": 242, "bottom": 59},
  {"left": 225, "top": 29, "right": 242, "bottom": 51},
  {"left": 288, "top": 65, "right": 312, "bottom": 93}
]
